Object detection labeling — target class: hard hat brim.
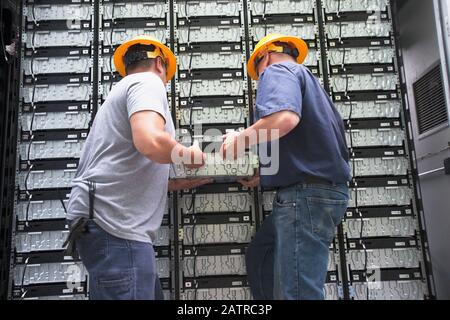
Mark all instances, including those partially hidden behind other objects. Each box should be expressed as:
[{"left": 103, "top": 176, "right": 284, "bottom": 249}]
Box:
[
  {"left": 113, "top": 37, "right": 176, "bottom": 81},
  {"left": 247, "top": 35, "right": 309, "bottom": 80}
]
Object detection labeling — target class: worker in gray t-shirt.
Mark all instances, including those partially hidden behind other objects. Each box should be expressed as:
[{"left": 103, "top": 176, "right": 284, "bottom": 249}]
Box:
[{"left": 66, "top": 36, "right": 211, "bottom": 300}]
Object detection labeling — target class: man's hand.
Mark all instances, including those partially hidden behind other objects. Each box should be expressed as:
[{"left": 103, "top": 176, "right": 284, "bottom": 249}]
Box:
[
  {"left": 220, "top": 131, "right": 245, "bottom": 160},
  {"left": 168, "top": 178, "right": 213, "bottom": 191},
  {"left": 183, "top": 141, "right": 206, "bottom": 169},
  {"left": 237, "top": 174, "right": 260, "bottom": 188}
]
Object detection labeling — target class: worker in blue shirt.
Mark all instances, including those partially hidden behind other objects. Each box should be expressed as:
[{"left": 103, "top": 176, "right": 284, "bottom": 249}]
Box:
[{"left": 220, "top": 34, "right": 352, "bottom": 300}]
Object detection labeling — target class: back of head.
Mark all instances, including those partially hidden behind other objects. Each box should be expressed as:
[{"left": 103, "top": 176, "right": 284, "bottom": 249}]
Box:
[
  {"left": 269, "top": 41, "right": 299, "bottom": 64},
  {"left": 124, "top": 44, "right": 158, "bottom": 75},
  {"left": 247, "top": 34, "right": 308, "bottom": 80}
]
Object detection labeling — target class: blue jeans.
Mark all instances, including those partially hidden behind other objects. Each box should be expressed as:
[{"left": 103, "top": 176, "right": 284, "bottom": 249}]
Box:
[
  {"left": 72, "top": 220, "right": 164, "bottom": 300},
  {"left": 246, "top": 182, "right": 349, "bottom": 300}
]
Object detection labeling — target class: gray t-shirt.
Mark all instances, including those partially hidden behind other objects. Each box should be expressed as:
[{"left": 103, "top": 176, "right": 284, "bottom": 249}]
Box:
[{"left": 67, "top": 72, "right": 175, "bottom": 244}]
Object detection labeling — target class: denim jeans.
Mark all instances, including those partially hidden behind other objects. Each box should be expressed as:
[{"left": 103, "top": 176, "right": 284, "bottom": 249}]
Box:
[
  {"left": 246, "top": 182, "right": 349, "bottom": 300},
  {"left": 72, "top": 219, "right": 164, "bottom": 300}
]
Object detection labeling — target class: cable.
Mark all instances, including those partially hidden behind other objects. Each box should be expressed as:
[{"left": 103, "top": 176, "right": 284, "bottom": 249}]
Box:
[
  {"left": 58, "top": 193, "right": 68, "bottom": 220},
  {"left": 340, "top": 15, "right": 369, "bottom": 299},
  {"left": 19, "top": 257, "right": 30, "bottom": 300},
  {"left": 30, "top": 48, "right": 36, "bottom": 78},
  {"left": 336, "top": 1, "right": 369, "bottom": 297},
  {"left": 24, "top": 35, "right": 37, "bottom": 225},
  {"left": 185, "top": 190, "right": 198, "bottom": 300},
  {"left": 23, "top": 163, "right": 34, "bottom": 224},
  {"left": 25, "top": 193, "right": 32, "bottom": 223},
  {"left": 24, "top": 133, "right": 34, "bottom": 225},
  {"left": 182, "top": 3, "right": 198, "bottom": 297},
  {"left": 262, "top": 0, "right": 268, "bottom": 36},
  {"left": 60, "top": 197, "right": 68, "bottom": 214},
  {"left": 25, "top": 133, "right": 34, "bottom": 166},
  {"left": 184, "top": 0, "right": 189, "bottom": 17},
  {"left": 28, "top": 98, "right": 36, "bottom": 134},
  {"left": 29, "top": 26, "right": 37, "bottom": 137},
  {"left": 0, "top": 0, "right": 9, "bottom": 63},
  {"left": 184, "top": 1, "right": 195, "bottom": 143},
  {"left": 24, "top": 101, "right": 36, "bottom": 225},
  {"left": 109, "top": 2, "right": 116, "bottom": 94},
  {"left": 347, "top": 100, "right": 369, "bottom": 300},
  {"left": 31, "top": 2, "right": 39, "bottom": 27},
  {"left": 189, "top": 192, "right": 199, "bottom": 300}
]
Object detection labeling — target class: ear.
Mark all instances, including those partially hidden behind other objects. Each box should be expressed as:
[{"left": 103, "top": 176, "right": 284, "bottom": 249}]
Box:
[
  {"left": 155, "top": 57, "right": 166, "bottom": 76},
  {"left": 261, "top": 51, "right": 269, "bottom": 65},
  {"left": 257, "top": 51, "right": 270, "bottom": 77}
]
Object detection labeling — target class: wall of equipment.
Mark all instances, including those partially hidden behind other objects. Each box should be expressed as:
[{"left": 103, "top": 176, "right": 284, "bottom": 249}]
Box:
[{"left": 6, "top": 0, "right": 436, "bottom": 300}]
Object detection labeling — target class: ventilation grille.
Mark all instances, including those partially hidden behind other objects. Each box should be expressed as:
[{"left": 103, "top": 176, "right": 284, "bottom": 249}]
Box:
[{"left": 413, "top": 63, "right": 449, "bottom": 134}]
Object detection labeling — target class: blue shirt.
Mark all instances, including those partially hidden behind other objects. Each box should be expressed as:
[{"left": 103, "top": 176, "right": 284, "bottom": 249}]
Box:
[{"left": 255, "top": 61, "right": 351, "bottom": 188}]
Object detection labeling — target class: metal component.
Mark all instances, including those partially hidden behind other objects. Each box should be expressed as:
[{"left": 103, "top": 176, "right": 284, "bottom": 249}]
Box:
[
  {"left": 347, "top": 248, "right": 420, "bottom": 270},
  {"left": 179, "top": 79, "right": 244, "bottom": 97},
  {"left": 325, "top": 22, "right": 391, "bottom": 38},
  {"left": 15, "top": 230, "right": 69, "bottom": 253},
  {"left": 14, "top": 262, "right": 87, "bottom": 286},
  {"left": 18, "top": 169, "right": 77, "bottom": 190},
  {"left": 328, "top": 47, "right": 395, "bottom": 65},
  {"left": 349, "top": 187, "right": 413, "bottom": 207},
  {"left": 183, "top": 224, "right": 252, "bottom": 245},
  {"left": 178, "top": 0, "right": 241, "bottom": 17},
  {"left": 179, "top": 105, "right": 248, "bottom": 125},
  {"left": 251, "top": 0, "right": 314, "bottom": 15},
  {"left": 418, "top": 167, "right": 445, "bottom": 177},
  {"left": 178, "top": 26, "right": 242, "bottom": 43},
  {"left": 179, "top": 193, "right": 252, "bottom": 213},
  {"left": 23, "top": 56, "right": 91, "bottom": 75},
  {"left": 252, "top": 24, "right": 316, "bottom": 41},
  {"left": 172, "top": 153, "right": 258, "bottom": 178},
  {"left": 24, "top": 31, "right": 92, "bottom": 48},
  {"left": 103, "top": 2, "right": 166, "bottom": 19},
  {"left": 330, "top": 74, "right": 398, "bottom": 91},
  {"left": 183, "top": 255, "right": 246, "bottom": 277},
  {"left": 103, "top": 28, "right": 166, "bottom": 46},
  {"left": 323, "top": 0, "right": 389, "bottom": 12},
  {"left": 181, "top": 287, "right": 251, "bottom": 300},
  {"left": 21, "top": 112, "right": 91, "bottom": 130},
  {"left": 17, "top": 200, "right": 69, "bottom": 221},
  {"left": 19, "top": 141, "right": 85, "bottom": 160},
  {"left": 178, "top": 52, "right": 243, "bottom": 70},
  {"left": 352, "top": 281, "right": 427, "bottom": 300},
  {"left": 22, "top": 84, "right": 91, "bottom": 103},
  {"left": 346, "top": 128, "right": 405, "bottom": 147},
  {"left": 336, "top": 100, "right": 401, "bottom": 119},
  {"left": 350, "top": 157, "right": 409, "bottom": 176},
  {"left": 345, "top": 217, "right": 417, "bottom": 238},
  {"left": 25, "top": 4, "right": 92, "bottom": 21}
]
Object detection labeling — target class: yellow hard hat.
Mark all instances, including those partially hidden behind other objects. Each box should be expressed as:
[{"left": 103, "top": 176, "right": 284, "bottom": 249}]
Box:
[
  {"left": 247, "top": 33, "right": 308, "bottom": 80},
  {"left": 113, "top": 35, "right": 176, "bottom": 80}
]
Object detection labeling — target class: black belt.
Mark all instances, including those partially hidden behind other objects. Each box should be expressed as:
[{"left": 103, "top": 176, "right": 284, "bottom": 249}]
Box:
[
  {"left": 276, "top": 175, "right": 334, "bottom": 191},
  {"left": 302, "top": 175, "right": 334, "bottom": 185},
  {"left": 63, "top": 180, "right": 96, "bottom": 258}
]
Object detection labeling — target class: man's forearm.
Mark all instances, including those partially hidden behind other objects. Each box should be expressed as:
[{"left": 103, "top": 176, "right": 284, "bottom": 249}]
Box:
[
  {"left": 237, "top": 111, "right": 300, "bottom": 147},
  {"left": 141, "top": 131, "right": 189, "bottom": 164}
]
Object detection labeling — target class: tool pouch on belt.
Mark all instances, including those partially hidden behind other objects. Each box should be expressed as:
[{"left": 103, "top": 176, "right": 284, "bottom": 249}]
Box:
[{"left": 63, "top": 181, "right": 96, "bottom": 258}]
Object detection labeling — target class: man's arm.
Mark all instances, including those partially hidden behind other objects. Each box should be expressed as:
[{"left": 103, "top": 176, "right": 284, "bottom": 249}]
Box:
[
  {"left": 220, "top": 64, "right": 302, "bottom": 159},
  {"left": 220, "top": 110, "right": 300, "bottom": 159},
  {"left": 242, "top": 110, "right": 300, "bottom": 145},
  {"left": 168, "top": 178, "right": 214, "bottom": 191},
  {"left": 130, "top": 110, "right": 204, "bottom": 168}
]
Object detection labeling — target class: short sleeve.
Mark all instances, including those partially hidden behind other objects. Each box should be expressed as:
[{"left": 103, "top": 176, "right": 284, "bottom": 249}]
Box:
[
  {"left": 126, "top": 74, "right": 167, "bottom": 122},
  {"left": 255, "top": 63, "right": 303, "bottom": 119}
]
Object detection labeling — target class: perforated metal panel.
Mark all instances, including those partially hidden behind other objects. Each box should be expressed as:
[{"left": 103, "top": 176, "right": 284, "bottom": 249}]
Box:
[{"left": 413, "top": 63, "right": 449, "bottom": 134}]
